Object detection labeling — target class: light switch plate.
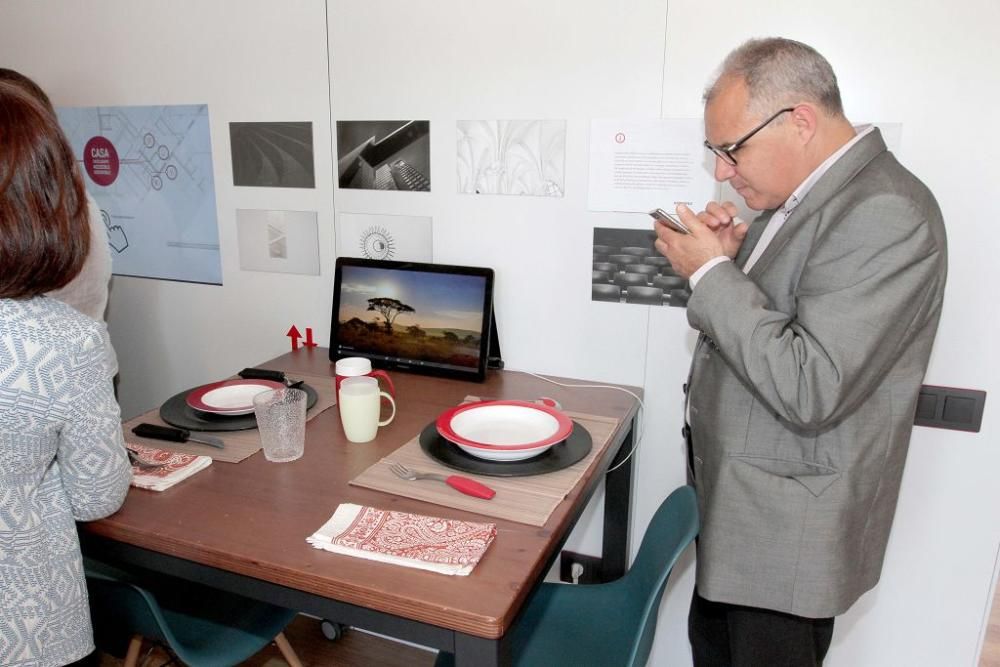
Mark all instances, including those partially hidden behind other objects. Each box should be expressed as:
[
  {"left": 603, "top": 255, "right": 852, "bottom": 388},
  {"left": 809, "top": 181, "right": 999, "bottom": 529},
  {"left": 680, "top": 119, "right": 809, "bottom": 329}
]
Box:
[{"left": 914, "top": 385, "right": 986, "bottom": 432}]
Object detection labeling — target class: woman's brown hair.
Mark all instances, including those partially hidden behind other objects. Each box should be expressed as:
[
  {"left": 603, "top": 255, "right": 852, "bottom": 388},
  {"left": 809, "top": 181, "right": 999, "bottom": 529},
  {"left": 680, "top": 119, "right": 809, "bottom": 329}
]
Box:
[{"left": 0, "top": 80, "right": 89, "bottom": 298}]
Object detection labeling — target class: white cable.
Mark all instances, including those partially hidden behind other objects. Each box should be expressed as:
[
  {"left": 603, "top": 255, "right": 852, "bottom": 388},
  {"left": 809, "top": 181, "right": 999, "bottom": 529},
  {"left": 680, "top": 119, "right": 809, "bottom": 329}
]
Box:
[{"left": 508, "top": 369, "right": 645, "bottom": 473}]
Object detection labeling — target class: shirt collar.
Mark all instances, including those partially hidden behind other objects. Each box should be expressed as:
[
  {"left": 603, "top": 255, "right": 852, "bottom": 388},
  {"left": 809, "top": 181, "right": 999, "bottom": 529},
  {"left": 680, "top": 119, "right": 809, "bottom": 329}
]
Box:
[{"left": 779, "top": 124, "right": 875, "bottom": 215}]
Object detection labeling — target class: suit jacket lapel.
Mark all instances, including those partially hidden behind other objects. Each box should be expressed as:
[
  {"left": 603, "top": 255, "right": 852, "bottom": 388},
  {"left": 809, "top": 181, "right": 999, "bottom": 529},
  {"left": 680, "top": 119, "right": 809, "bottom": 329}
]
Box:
[
  {"left": 745, "top": 128, "right": 889, "bottom": 279},
  {"left": 735, "top": 211, "right": 773, "bottom": 270}
]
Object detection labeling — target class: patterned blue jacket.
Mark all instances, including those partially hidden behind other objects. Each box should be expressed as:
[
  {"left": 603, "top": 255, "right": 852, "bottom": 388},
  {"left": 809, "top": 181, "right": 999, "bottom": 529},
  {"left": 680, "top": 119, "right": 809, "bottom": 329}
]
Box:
[{"left": 1, "top": 297, "right": 131, "bottom": 667}]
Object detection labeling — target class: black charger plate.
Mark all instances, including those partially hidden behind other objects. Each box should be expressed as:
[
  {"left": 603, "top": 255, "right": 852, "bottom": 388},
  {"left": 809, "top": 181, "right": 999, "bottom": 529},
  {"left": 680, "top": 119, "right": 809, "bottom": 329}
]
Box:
[
  {"left": 159, "top": 382, "right": 318, "bottom": 432},
  {"left": 418, "top": 420, "right": 591, "bottom": 477}
]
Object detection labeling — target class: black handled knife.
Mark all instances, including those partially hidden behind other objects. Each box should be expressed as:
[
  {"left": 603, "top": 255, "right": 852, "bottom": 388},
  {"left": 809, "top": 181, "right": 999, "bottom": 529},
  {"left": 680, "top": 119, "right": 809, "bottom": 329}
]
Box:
[
  {"left": 238, "top": 367, "right": 304, "bottom": 388},
  {"left": 132, "top": 423, "right": 225, "bottom": 449}
]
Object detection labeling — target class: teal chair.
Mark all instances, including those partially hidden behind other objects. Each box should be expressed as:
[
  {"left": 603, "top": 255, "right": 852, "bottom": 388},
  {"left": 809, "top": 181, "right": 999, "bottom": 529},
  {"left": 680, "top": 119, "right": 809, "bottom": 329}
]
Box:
[
  {"left": 437, "top": 485, "right": 698, "bottom": 667},
  {"left": 85, "top": 559, "right": 302, "bottom": 667}
]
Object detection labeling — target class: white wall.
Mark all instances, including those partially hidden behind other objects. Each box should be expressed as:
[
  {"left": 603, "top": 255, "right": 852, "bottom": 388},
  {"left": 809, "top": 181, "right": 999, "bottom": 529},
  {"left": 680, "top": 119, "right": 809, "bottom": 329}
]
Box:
[
  {"left": 2, "top": 1, "right": 997, "bottom": 665},
  {"left": 0, "top": 0, "right": 338, "bottom": 419}
]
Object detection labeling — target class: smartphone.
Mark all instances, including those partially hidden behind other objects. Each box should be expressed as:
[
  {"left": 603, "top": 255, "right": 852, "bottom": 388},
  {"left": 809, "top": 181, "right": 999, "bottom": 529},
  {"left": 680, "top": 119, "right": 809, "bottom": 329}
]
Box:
[{"left": 648, "top": 208, "right": 691, "bottom": 234}]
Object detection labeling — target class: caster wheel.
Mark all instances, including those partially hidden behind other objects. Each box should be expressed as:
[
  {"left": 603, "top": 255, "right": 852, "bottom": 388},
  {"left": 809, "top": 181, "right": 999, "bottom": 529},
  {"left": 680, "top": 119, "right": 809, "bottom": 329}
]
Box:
[{"left": 320, "top": 619, "right": 345, "bottom": 641}]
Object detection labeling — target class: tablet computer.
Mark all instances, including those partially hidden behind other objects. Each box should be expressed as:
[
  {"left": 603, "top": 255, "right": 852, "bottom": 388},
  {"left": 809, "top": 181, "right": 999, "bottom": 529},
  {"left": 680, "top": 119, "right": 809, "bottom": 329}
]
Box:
[{"left": 329, "top": 257, "right": 495, "bottom": 382}]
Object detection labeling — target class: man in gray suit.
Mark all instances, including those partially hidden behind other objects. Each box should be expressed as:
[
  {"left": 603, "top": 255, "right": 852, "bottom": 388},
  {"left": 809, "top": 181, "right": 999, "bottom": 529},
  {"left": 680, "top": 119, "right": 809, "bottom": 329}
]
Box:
[{"left": 654, "top": 38, "right": 947, "bottom": 666}]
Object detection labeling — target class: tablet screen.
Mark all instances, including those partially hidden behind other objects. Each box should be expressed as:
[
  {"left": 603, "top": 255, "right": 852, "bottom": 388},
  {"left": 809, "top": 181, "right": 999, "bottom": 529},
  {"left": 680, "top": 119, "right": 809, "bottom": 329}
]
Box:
[{"left": 329, "top": 258, "right": 494, "bottom": 381}]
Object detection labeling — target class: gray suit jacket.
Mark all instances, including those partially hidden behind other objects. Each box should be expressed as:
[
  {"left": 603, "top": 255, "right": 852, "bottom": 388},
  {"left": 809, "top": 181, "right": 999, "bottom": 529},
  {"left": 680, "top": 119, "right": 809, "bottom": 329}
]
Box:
[{"left": 685, "top": 128, "right": 947, "bottom": 617}]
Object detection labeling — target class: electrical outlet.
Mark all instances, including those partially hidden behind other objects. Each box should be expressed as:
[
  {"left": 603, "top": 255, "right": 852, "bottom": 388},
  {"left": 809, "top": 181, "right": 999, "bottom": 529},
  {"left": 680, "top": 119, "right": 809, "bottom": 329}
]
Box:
[{"left": 559, "top": 551, "right": 602, "bottom": 584}]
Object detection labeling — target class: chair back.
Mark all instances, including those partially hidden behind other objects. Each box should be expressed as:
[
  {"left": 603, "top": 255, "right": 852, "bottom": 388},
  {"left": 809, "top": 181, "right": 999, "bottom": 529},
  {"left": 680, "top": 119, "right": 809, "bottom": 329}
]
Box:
[
  {"left": 86, "top": 564, "right": 184, "bottom": 649},
  {"left": 84, "top": 559, "right": 298, "bottom": 667},
  {"left": 622, "top": 485, "right": 699, "bottom": 666}
]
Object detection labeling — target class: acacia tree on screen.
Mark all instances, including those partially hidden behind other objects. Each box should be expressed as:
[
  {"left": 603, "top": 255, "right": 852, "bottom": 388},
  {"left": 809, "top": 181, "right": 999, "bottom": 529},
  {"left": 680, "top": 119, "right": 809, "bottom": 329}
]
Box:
[{"left": 367, "top": 297, "right": 415, "bottom": 333}]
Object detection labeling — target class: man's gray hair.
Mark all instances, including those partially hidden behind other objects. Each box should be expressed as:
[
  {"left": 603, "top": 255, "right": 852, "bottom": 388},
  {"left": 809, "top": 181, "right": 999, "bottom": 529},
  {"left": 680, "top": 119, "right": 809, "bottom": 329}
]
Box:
[{"left": 705, "top": 38, "right": 844, "bottom": 118}]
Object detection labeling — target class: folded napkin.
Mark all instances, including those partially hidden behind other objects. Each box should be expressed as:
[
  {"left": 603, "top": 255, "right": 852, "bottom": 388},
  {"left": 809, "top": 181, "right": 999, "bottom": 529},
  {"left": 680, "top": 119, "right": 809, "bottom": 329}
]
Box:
[
  {"left": 306, "top": 503, "right": 496, "bottom": 576},
  {"left": 127, "top": 443, "right": 213, "bottom": 492}
]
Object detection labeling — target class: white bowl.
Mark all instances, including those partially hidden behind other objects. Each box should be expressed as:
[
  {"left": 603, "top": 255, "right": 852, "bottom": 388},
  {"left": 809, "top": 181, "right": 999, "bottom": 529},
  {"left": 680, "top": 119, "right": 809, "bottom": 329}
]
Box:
[
  {"left": 454, "top": 441, "right": 554, "bottom": 462},
  {"left": 436, "top": 400, "right": 572, "bottom": 450}
]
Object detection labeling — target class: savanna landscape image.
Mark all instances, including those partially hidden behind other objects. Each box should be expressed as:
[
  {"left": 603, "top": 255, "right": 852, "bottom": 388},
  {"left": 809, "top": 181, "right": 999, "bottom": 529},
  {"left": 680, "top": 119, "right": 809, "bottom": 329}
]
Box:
[{"left": 337, "top": 266, "right": 486, "bottom": 369}]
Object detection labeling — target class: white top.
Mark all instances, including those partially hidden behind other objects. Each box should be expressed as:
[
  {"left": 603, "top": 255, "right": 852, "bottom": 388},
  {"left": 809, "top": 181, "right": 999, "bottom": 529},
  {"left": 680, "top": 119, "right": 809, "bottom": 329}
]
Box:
[{"left": 46, "top": 193, "right": 112, "bottom": 322}]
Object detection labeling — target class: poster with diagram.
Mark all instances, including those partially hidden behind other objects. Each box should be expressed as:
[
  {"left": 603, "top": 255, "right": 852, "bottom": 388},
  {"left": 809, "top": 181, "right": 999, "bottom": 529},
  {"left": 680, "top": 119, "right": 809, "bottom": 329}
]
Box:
[{"left": 57, "top": 104, "right": 222, "bottom": 284}]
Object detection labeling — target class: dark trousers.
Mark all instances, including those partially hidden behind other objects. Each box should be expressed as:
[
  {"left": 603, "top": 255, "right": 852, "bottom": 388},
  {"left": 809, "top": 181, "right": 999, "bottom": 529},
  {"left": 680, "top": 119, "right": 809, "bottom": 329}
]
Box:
[
  {"left": 689, "top": 589, "right": 835, "bottom": 667},
  {"left": 65, "top": 652, "right": 99, "bottom": 666}
]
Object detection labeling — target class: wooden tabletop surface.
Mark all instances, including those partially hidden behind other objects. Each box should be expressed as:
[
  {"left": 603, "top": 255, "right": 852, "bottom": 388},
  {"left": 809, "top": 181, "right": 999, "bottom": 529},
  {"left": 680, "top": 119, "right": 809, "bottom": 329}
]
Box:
[{"left": 82, "top": 347, "right": 640, "bottom": 639}]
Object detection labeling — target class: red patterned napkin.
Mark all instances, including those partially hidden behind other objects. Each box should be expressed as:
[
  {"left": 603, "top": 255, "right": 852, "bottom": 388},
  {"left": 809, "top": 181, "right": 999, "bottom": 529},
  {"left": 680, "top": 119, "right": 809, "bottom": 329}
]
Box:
[
  {"left": 127, "top": 443, "right": 212, "bottom": 492},
  {"left": 306, "top": 504, "right": 496, "bottom": 576}
]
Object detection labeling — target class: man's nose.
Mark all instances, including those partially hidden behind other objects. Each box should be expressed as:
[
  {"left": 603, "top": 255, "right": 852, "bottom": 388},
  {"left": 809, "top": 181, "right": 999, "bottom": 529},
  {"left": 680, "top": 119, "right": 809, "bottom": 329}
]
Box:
[{"left": 714, "top": 156, "right": 737, "bottom": 182}]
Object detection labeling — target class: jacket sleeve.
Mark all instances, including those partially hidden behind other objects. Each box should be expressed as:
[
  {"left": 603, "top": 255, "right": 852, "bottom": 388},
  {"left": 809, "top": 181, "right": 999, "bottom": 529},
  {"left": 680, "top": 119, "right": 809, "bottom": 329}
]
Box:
[
  {"left": 58, "top": 326, "right": 131, "bottom": 521},
  {"left": 687, "top": 193, "right": 946, "bottom": 431}
]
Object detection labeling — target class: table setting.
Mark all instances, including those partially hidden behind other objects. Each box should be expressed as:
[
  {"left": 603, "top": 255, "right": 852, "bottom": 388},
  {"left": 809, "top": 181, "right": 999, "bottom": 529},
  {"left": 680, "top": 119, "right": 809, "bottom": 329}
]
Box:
[
  {"left": 346, "top": 394, "right": 621, "bottom": 527},
  {"left": 120, "top": 356, "right": 624, "bottom": 577},
  {"left": 91, "top": 348, "right": 640, "bottom": 660},
  {"left": 302, "top": 388, "right": 621, "bottom": 579},
  {"left": 121, "top": 366, "right": 338, "bottom": 466}
]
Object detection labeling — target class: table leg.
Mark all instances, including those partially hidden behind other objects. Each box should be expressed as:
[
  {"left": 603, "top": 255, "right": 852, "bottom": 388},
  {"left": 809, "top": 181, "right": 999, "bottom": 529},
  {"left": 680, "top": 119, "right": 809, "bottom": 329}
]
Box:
[
  {"left": 453, "top": 631, "right": 511, "bottom": 667},
  {"left": 601, "top": 419, "right": 635, "bottom": 581}
]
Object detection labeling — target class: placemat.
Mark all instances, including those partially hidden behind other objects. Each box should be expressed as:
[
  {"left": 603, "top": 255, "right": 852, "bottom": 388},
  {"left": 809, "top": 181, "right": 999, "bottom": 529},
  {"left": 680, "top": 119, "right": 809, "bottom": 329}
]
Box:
[
  {"left": 121, "top": 370, "right": 337, "bottom": 463},
  {"left": 349, "top": 408, "right": 619, "bottom": 526}
]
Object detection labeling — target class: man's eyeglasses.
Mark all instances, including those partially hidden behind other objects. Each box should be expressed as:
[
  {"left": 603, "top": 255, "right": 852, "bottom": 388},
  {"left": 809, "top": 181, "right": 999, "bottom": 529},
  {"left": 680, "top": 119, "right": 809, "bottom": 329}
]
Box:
[{"left": 704, "top": 107, "right": 795, "bottom": 166}]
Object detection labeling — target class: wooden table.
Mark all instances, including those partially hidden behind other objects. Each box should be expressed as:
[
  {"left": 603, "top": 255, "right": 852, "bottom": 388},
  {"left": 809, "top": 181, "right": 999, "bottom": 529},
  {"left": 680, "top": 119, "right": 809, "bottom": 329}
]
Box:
[{"left": 80, "top": 347, "right": 640, "bottom": 666}]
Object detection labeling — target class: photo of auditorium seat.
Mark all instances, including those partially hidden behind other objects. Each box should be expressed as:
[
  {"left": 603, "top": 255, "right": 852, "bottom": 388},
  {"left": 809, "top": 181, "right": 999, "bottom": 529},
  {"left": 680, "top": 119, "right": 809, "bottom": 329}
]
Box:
[
  {"left": 653, "top": 274, "right": 687, "bottom": 291},
  {"left": 614, "top": 272, "right": 651, "bottom": 288},
  {"left": 592, "top": 226, "right": 692, "bottom": 309},
  {"left": 659, "top": 265, "right": 681, "bottom": 277},
  {"left": 620, "top": 246, "right": 654, "bottom": 257},
  {"left": 625, "top": 286, "right": 665, "bottom": 305},
  {"left": 608, "top": 254, "right": 634, "bottom": 266},
  {"left": 593, "top": 270, "right": 612, "bottom": 283},
  {"left": 592, "top": 283, "right": 622, "bottom": 302},
  {"left": 625, "top": 264, "right": 659, "bottom": 277}
]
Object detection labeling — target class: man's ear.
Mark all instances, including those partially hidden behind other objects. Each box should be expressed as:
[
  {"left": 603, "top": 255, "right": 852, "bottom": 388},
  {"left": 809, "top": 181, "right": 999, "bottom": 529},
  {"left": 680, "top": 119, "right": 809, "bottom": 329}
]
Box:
[{"left": 790, "top": 104, "right": 819, "bottom": 144}]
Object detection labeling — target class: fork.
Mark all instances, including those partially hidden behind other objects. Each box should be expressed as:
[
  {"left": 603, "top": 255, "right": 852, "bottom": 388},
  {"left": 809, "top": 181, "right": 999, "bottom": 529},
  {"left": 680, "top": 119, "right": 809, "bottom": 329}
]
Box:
[
  {"left": 388, "top": 462, "right": 496, "bottom": 500},
  {"left": 127, "top": 449, "right": 169, "bottom": 469}
]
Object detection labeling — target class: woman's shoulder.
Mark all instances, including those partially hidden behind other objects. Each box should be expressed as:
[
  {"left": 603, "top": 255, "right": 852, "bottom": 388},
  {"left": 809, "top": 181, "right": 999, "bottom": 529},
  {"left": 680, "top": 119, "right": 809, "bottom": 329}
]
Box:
[{"left": 1, "top": 296, "right": 109, "bottom": 351}]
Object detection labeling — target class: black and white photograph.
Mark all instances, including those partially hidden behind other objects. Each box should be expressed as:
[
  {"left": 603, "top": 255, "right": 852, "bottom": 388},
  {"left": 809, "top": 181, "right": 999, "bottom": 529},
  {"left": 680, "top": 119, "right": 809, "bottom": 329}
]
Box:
[
  {"left": 235, "top": 209, "right": 320, "bottom": 276},
  {"left": 457, "top": 120, "right": 566, "bottom": 197},
  {"left": 229, "top": 121, "right": 315, "bottom": 188},
  {"left": 336, "top": 120, "right": 430, "bottom": 191},
  {"left": 592, "top": 227, "right": 690, "bottom": 307},
  {"left": 336, "top": 212, "right": 433, "bottom": 262}
]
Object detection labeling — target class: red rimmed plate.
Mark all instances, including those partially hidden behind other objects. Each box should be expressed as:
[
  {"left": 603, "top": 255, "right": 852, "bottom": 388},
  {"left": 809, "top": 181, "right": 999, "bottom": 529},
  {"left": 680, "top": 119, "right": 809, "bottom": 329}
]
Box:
[
  {"left": 185, "top": 379, "right": 285, "bottom": 416},
  {"left": 435, "top": 400, "right": 573, "bottom": 451}
]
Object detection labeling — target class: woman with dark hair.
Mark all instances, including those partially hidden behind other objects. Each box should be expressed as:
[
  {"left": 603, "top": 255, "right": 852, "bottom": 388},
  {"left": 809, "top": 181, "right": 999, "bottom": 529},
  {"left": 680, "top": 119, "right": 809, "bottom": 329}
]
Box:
[
  {"left": 0, "top": 81, "right": 131, "bottom": 667},
  {"left": 0, "top": 68, "right": 113, "bottom": 325}
]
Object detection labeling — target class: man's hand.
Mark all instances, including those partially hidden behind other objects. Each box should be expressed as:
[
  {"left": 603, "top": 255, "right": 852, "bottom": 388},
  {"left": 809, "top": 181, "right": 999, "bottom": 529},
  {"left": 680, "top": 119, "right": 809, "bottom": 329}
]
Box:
[{"left": 653, "top": 202, "right": 748, "bottom": 278}]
